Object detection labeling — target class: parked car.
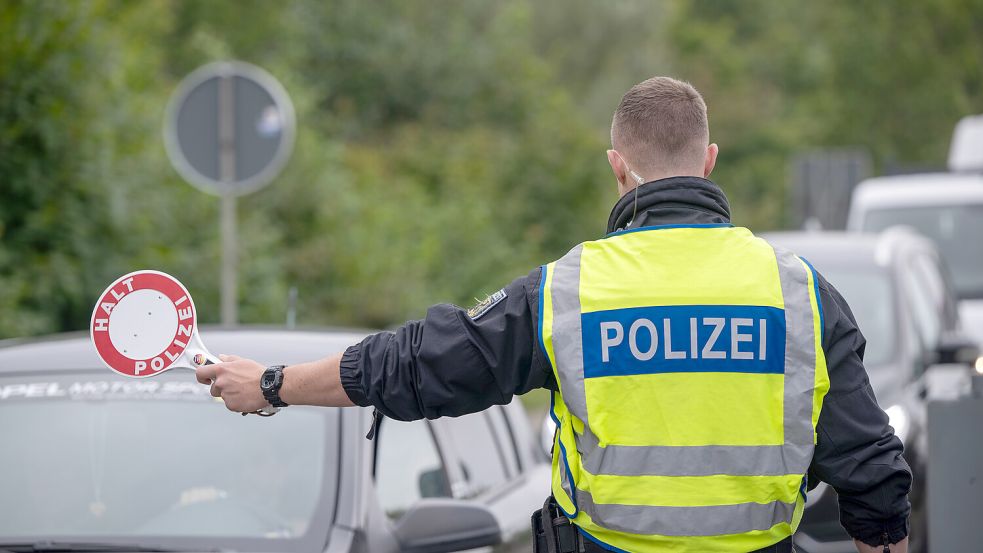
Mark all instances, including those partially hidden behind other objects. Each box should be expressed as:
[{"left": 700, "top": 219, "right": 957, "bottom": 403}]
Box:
[
  {"left": 0, "top": 328, "right": 551, "bottom": 553},
  {"left": 847, "top": 172, "right": 983, "bottom": 347},
  {"left": 766, "top": 229, "right": 978, "bottom": 553}
]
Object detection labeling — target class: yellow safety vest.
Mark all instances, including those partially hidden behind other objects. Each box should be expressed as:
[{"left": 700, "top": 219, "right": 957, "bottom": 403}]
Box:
[{"left": 539, "top": 224, "right": 829, "bottom": 552}]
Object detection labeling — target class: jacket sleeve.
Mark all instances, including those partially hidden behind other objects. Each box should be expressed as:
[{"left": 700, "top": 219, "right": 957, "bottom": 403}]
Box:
[
  {"left": 809, "top": 272, "right": 912, "bottom": 546},
  {"left": 338, "top": 268, "right": 554, "bottom": 421}
]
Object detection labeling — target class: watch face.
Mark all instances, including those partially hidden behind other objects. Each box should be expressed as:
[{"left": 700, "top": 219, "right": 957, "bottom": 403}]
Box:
[{"left": 261, "top": 372, "right": 275, "bottom": 389}]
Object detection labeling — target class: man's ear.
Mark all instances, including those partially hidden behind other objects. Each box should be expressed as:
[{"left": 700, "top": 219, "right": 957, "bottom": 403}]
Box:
[
  {"left": 607, "top": 149, "right": 627, "bottom": 187},
  {"left": 704, "top": 143, "right": 719, "bottom": 178}
]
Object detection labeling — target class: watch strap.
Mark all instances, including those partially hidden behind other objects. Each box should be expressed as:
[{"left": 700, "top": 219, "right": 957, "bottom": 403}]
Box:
[{"left": 262, "top": 365, "right": 289, "bottom": 408}]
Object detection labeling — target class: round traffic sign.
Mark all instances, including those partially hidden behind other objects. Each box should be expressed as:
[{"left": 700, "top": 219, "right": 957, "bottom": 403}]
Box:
[
  {"left": 163, "top": 61, "right": 295, "bottom": 196},
  {"left": 90, "top": 270, "right": 200, "bottom": 378}
]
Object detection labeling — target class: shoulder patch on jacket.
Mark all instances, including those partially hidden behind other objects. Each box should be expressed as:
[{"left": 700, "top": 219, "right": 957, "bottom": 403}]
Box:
[{"left": 468, "top": 289, "right": 507, "bottom": 320}]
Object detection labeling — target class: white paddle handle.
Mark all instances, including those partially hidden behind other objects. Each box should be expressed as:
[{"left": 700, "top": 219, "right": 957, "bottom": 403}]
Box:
[{"left": 189, "top": 349, "right": 221, "bottom": 367}]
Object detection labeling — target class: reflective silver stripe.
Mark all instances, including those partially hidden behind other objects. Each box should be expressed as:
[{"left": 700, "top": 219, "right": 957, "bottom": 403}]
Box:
[
  {"left": 577, "top": 427, "right": 813, "bottom": 477},
  {"left": 550, "top": 244, "right": 588, "bottom": 423},
  {"left": 558, "top": 467, "right": 574, "bottom": 505},
  {"left": 576, "top": 488, "right": 795, "bottom": 537},
  {"left": 773, "top": 245, "right": 817, "bottom": 474}
]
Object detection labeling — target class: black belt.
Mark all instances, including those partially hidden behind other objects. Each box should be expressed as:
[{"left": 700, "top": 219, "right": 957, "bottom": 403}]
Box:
[{"left": 532, "top": 497, "right": 795, "bottom": 553}]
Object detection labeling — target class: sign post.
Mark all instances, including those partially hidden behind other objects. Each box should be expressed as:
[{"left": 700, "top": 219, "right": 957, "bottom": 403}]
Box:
[{"left": 163, "top": 61, "right": 295, "bottom": 325}]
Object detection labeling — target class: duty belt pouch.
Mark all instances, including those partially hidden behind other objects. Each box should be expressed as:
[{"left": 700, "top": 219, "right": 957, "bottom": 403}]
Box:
[
  {"left": 531, "top": 506, "right": 548, "bottom": 553},
  {"left": 532, "top": 497, "right": 583, "bottom": 553}
]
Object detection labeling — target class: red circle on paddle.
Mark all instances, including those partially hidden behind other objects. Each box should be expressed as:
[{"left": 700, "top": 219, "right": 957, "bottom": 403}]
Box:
[{"left": 90, "top": 270, "right": 197, "bottom": 378}]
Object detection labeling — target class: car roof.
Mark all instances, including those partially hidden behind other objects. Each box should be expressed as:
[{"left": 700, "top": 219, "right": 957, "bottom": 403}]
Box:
[
  {"left": 763, "top": 230, "right": 935, "bottom": 271},
  {"left": 851, "top": 172, "right": 983, "bottom": 210},
  {"left": 0, "top": 326, "right": 371, "bottom": 373}
]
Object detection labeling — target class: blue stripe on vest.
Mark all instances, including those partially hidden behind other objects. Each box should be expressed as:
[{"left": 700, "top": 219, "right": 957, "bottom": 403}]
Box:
[
  {"left": 549, "top": 392, "right": 579, "bottom": 517},
  {"left": 605, "top": 222, "right": 734, "bottom": 238},
  {"left": 577, "top": 528, "right": 632, "bottom": 553},
  {"left": 581, "top": 305, "right": 786, "bottom": 378}
]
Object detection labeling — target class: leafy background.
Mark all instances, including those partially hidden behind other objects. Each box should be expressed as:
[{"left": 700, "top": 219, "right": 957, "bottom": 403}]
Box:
[{"left": 2, "top": 0, "right": 982, "bottom": 339}]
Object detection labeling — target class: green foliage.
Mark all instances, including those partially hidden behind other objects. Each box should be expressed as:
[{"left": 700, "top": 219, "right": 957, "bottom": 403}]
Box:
[
  {"left": 667, "top": 0, "right": 983, "bottom": 228},
  {"left": 1, "top": 0, "right": 981, "bottom": 338}
]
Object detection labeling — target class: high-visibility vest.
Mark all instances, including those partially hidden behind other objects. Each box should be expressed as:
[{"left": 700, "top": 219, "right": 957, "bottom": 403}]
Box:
[{"left": 539, "top": 224, "right": 829, "bottom": 553}]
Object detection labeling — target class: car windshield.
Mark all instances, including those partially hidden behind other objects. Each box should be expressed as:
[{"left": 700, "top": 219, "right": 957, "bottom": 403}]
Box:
[
  {"left": 862, "top": 205, "right": 983, "bottom": 299},
  {"left": 813, "top": 266, "right": 897, "bottom": 367},
  {"left": 0, "top": 373, "right": 335, "bottom": 550}
]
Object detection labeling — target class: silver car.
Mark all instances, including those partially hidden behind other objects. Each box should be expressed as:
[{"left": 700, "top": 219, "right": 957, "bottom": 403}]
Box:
[
  {"left": 847, "top": 172, "right": 983, "bottom": 347},
  {"left": 766, "top": 229, "right": 978, "bottom": 553},
  {"left": 0, "top": 328, "right": 551, "bottom": 553}
]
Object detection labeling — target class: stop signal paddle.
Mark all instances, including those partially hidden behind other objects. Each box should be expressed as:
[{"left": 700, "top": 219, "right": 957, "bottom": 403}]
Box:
[{"left": 90, "top": 270, "right": 277, "bottom": 415}]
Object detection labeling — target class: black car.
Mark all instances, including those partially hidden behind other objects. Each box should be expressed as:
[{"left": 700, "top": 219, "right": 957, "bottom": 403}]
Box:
[
  {"left": 766, "top": 229, "right": 978, "bottom": 553},
  {"left": 0, "top": 328, "right": 551, "bottom": 553}
]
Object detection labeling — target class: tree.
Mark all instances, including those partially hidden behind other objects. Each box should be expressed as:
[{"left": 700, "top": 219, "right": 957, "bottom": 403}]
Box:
[{"left": 3, "top": 0, "right": 980, "bottom": 339}]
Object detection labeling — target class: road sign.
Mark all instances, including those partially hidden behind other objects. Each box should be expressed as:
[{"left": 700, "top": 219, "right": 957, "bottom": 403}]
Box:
[
  {"left": 790, "top": 149, "right": 870, "bottom": 230},
  {"left": 90, "top": 270, "right": 214, "bottom": 378},
  {"left": 163, "top": 61, "right": 295, "bottom": 196},
  {"left": 163, "top": 61, "right": 295, "bottom": 325}
]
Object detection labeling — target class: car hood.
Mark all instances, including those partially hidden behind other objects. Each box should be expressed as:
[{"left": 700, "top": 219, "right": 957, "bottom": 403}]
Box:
[{"left": 958, "top": 299, "right": 983, "bottom": 346}]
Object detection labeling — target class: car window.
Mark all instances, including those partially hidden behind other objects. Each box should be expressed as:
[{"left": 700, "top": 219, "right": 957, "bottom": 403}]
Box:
[
  {"left": 440, "top": 412, "right": 510, "bottom": 497},
  {"left": 910, "top": 252, "right": 961, "bottom": 330},
  {"left": 487, "top": 407, "right": 522, "bottom": 476},
  {"left": 862, "top": 205, "right": 983, "bottom": 300},
  {"left": 374, "top": 419, "right": 451, "bottom": 519},
  {"left": 900, "top": 260, "right": 942, "bottom": 355},
  {"left": 0, "top": 375, "right": 333, "bottom": 545},
  {"left": 911, "top": 253, "right": 945, "bottom": 314},
  {"left": 818, "top": 267, "right": 898, "bottom": 367}
]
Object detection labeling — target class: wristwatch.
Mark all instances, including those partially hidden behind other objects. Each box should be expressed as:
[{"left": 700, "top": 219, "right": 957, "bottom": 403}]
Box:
[{"left": 260, "top": 365, "right": 289, "bottom": 408}]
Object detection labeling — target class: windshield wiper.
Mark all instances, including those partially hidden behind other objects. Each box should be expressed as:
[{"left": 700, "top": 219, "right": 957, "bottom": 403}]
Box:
[{"left": 0, "top": 542, "right": 220, "bottom": 553}]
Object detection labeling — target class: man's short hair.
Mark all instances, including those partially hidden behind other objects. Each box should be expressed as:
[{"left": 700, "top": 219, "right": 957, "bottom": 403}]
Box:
[{"left": 611, "top": 77, "right": 709, "bottom": 173}]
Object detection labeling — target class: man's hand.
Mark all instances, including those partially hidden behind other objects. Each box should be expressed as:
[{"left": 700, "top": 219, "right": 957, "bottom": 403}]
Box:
[
  {"left": 195, "top": 354, "right": 269, "bottom": 413},
  {"left": 194, "top": 351, "right": 355, "bottom": 412}
]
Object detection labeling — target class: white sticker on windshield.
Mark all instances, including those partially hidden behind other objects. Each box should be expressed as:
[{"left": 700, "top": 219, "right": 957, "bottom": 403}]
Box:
[{"left": 0, "top": 380, "right": 211, "bottom": 401}]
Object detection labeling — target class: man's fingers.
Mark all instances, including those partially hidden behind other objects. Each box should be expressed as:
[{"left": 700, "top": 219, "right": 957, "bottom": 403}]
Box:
[
  {"left": 193, "top": 355, "right": 263, "bottom": 415},
  {"left": 196, "top": 364, "right": 219, "bottom": 384}
]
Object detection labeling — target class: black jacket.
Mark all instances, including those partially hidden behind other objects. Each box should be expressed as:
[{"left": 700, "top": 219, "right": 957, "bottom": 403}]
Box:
[{"left": 340, "top": 176, "right": 911, "bottom": 546}]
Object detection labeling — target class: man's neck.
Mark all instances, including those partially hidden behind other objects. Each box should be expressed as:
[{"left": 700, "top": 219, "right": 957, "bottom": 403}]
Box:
[
  {"left": 606, "top": 176, "right": 731, "bottom": 234},
  {"left": 621, "top": 171, "right": 704, "bottom": 197}
]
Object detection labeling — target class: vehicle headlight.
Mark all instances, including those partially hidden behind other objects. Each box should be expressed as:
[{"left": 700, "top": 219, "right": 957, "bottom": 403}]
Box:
[
  {"left": 885, "top": 404, "right": 910, "bottom": 443},
  {"left": 975, "top": 356, "right": 983, "bottom": 375}
]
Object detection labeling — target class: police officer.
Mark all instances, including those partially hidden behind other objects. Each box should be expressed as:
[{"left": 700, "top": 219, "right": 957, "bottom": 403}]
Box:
[{"left": 199, "top": 77, "right": 911, "bottom": 553}]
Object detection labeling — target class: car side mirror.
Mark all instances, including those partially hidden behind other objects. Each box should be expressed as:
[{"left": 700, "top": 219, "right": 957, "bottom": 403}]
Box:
[
  {"left": 393, "top": 498, "right": 501, "bottom": 553},
  {"left": 937, "top": 334, "right": 980, "bottom": 366}
]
